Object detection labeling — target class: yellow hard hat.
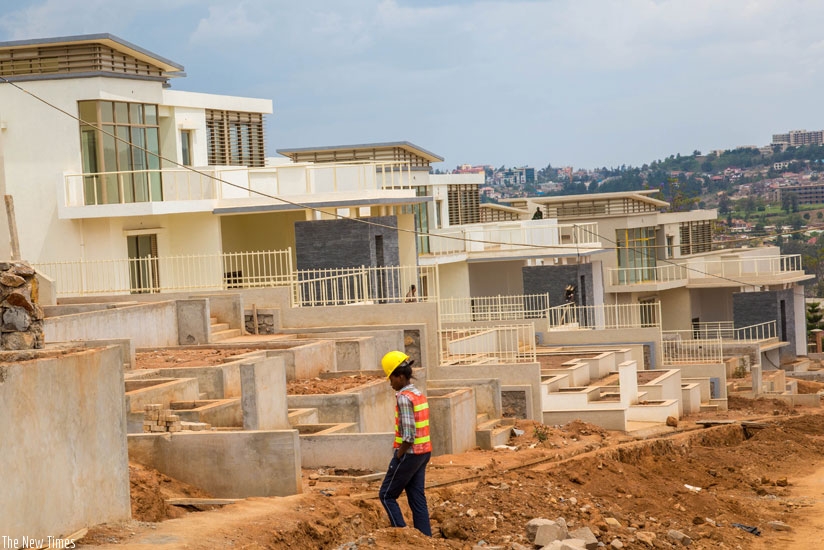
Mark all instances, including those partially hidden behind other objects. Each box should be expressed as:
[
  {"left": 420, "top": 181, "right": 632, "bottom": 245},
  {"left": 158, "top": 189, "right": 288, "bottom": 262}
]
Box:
[{"left": 381, "top": 350, "right": 410, "bottom": 378}]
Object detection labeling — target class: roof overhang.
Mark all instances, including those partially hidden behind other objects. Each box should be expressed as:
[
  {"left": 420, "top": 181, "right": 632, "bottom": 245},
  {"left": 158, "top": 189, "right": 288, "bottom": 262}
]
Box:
[
  {"left": 0, "top": 33, "right": 184, "bottom": 75},
  {"left": 213, "top": 195, "right": 431, "bottom": 215},
  {"left": 277, "top": 141, "right": 444, "bottom": 163}
]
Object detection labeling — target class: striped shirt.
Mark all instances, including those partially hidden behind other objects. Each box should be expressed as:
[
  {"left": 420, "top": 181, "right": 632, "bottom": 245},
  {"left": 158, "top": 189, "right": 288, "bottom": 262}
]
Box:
[{"left": 396, "top": 384, "right": 419, "bottom": 448}]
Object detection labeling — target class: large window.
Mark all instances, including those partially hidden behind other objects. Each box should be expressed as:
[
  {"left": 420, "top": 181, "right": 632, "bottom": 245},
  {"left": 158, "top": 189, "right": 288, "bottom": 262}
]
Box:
[
  {"left": 206, "top": 110, "right": 265, "bottom": 167},
  {"left": 78, "top": 100, "right": 161, "bottom": 205},
  {"left": 616, "top": 227, "right": 657, "bottom": 283}
]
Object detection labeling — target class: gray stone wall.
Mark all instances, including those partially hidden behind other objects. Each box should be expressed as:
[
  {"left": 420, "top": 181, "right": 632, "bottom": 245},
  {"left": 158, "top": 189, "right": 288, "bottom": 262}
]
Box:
[
  {"left": 522, "top": 264, "right": 593, "bottom": 307},
  {"left": 732, "top": 289, "right": 797, "bottom": 363},
  {"left": 294, "top": 216, "right": 400, "bottom": 270}
]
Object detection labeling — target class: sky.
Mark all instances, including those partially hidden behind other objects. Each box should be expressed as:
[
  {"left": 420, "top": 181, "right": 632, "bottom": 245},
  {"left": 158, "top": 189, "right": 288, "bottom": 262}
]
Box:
[{"left": 1, "top": 0, "right": 823, "bottom": 171}]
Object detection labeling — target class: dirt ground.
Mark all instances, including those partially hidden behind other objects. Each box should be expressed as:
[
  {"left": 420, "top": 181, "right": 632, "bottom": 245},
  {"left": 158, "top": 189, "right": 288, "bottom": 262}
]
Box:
[
  {"left": 107, "top": 347, "right": 824, "bottom": 548},
  {"left": 78, "top": 391, "right": 824, "bottom": 550}
]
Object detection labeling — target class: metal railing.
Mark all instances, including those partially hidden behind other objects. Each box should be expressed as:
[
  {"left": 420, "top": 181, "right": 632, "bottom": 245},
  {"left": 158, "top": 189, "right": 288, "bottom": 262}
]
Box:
[
  {"left": 439, "top": 324, "right": 536, "bottom": 365},
  {"left": 439, "top": 293, "right": 549, "bottom": 323},
  {"left": 292, "top": 265, "right": 436, "bottom": 307},
  {"left": 547, "top": 302, "right": 662, "bottom": 330},
  {"left": 420, "top": 221, "right": 601, "bottom": 256},
  {"left": 691, "top": 320, "right": 777, "bottom": 341},
  {"left": 661, "top": 331, "right": 723, "bottom": 365},
  {"left": 608, "top": 263, "right": 688, "bottom": 286},
  {"left": 64, "top": 161, "right": 414, "bottom": 207},
  {"left": 609, "top": 254, "right": 805, "bottom": 287},
  {"left": 685, "top": 254, "right": 804, "bottom": 280},
  {"left": 34, "top": 249, "right": 293, "bottom": 297}
]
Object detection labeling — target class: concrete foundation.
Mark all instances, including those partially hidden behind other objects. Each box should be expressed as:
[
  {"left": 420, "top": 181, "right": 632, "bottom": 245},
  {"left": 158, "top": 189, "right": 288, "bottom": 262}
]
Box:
[
  {"left": 128, "top": 430, "right": 302, "bottom": 498},
  {"left": 241, "top": 357, "right": 289, "bottom": 430},
  {"left": 428, "top": 388, "right": 477, "bottom": 456}
]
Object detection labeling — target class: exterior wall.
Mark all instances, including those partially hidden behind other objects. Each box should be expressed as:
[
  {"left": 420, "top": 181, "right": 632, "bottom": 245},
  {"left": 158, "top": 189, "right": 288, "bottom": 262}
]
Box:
[
  {"left": 688, "top": 288, "right": 735, "bottom": 325},
  {"left": 128, "top": 430, "right": 301, "bottom": 498},
  {"left": 469, "top": 260, "right": 525, "bottom": 296},
  {"left": 397, "top": 212, "right": 417, "bottom": 268},
  {"left": 294, "top": 216, "right": 400, "bottom": 270},
  {"left": 220, "top": 211, "right": 302, "bottom": 258},
  {"left": 0, "top": 346, "right": 130, "bottom": 539},
  {"left": 0, "top": 77, "right": 164, "bottom": 262},
  {"left": 438, "top": 261, "right": 471, "bottom": 300},
  {"left": 522, "top": 264, "right": 594, "bottom": 307},
  {"left": 661, "top": 287, "right": 692, "bottom": 331},
  {"left": 733, "top": 289, "right": 797, "bottom": 361}
]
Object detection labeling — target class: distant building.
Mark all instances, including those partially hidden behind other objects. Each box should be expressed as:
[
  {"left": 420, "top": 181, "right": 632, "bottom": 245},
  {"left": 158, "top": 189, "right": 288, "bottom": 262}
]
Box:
[
  {"left": 772, "top": 129, "right": 824, "bottom": 147},
  {"left": 778, "top": 183, "right": 824, "bottom": 205}
]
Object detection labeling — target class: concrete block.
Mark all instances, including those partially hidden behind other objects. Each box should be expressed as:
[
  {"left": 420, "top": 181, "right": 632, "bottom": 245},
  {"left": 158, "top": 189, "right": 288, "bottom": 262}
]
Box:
[
  {"left": 241, "top": 357, "right": 289, "bottom": 430},
  {"left": 128, "top": 430, "right": 301, "bottom": 498},
  {"left": 299, "top": 432, "right": 395, "bottom": 471},
  {"left": 428, "top": 388, "right": 477, "bottom": 456},
  {"left": 176, "top": 299, "right": 210, "bottom": 345}
]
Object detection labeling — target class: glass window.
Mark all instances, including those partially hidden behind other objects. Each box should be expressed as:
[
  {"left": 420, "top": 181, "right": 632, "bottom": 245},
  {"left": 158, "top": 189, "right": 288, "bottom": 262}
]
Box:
[
  {"left": 77, "top": 100, "right": 161, "bottom": 204},
  {"left": 180, "top": 130, "right": 192, "bottom": 166}
]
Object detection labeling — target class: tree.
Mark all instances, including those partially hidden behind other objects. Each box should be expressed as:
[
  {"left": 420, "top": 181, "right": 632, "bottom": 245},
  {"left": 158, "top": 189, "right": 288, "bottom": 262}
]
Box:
[
  {"left": 818, "top": 211, "right": 823, "bottom": 221},
  {"left": 718, "top": 194, "right": 731, "bottom": 214},
  {"left": 807, "top": 302, "right": 824, "bottom": 342}
]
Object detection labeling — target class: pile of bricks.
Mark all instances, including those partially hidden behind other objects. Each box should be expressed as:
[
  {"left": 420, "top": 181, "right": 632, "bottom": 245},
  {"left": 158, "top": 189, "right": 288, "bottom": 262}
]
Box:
[
  {"left": 142, "top": 404, "right": 211, "bottom": 432},
  {"left": 143, "top": 404, "right": 181, "bottom": 432}
]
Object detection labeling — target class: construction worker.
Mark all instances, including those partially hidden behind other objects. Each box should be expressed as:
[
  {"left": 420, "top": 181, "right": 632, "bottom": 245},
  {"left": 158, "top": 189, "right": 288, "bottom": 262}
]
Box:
[{"left": 378, "top": 350, "right": 432, "bottom": 536}]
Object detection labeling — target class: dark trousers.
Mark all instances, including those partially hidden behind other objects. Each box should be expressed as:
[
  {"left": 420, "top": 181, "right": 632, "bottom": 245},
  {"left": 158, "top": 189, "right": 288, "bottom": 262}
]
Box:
[{"left": 378, "top": 451, "right": 431, "bottom": 536}]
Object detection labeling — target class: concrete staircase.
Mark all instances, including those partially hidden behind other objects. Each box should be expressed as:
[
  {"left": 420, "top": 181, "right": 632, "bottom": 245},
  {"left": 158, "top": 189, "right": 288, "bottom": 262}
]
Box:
[
  {"left": 209, "top": 316, "right": 241, "bottom": 343},
  {"left": 475, "top": 413, "right": 516, "bottom": 450}
]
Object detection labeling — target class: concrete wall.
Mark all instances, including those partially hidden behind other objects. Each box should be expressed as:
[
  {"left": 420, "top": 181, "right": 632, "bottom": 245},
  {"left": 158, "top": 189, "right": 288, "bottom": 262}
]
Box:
[
  {"left": 287, "top": 379, "right": 395, "bottom": 433},
  {"left": 469, "top": 260, "right": 525, "bottom": 296},
  {"left": 128, "top": 430, "right": 301, "bottom": 498},
  {"left": 299, "top": 433, "right": 395, "bottom": 471},
  {"left": 543, "top": 408, "right": 627, "bottom": 431},
  {"left": 240, "top": 357, "right": 289, "bottom": 430},
  {"left": 428, "top": 388, "right": 477, "bottom": 456},
  {"left": 0, "top": 346, "right": 130, "bottom": 539},
  {"left": 176, "top": 299, "right": 210, "bottom": 345},
  {"left": 429, "top": 362, "right": 542, "bottom": 420},
  {"left": 264, "top": 340, "right": 337, "bottom": 380},
  {"left": 427, "top": 378, "right": 502, "bottom": 419},
  {"left": 539, "top": 330, "right": 656, "bottom": 369},
  {"left": 125, "top": 377, "right": 200, "bottom": 412},
  {"left": 45, "top": 301, "right": 179, "bottom": 348}
]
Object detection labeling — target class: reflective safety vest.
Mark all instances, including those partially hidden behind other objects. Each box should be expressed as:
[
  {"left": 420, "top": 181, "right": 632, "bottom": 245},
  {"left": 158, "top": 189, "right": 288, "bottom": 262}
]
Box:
[{"left": 394, "top": 388, "right": 432, "bottom": 454}]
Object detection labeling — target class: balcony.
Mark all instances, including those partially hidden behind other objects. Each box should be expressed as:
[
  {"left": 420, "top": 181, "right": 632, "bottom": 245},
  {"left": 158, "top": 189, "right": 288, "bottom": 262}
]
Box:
[
  {"left": 607, "top": 254, "right": 810, "bottom": 291},
  {"left": 418, "top": 220, "right": 602, "bottom": 263},
  {"left": 59, "top": 161, "right": 417, "bottom": 219}
]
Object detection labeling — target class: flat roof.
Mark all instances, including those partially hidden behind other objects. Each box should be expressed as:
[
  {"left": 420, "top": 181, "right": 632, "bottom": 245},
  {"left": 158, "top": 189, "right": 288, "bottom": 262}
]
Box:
[
  {"left": 277, "top": 141, "right": 444, "bottom": 163},
  {"left": 532, "top": 190, "right": 669, "bottom": 208},
  {"left": 0, "top": 33, "right": 184, "bottom": 74}
]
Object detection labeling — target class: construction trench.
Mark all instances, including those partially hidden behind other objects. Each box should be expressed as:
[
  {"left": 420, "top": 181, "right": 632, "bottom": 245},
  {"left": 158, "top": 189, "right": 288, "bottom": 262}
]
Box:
[{"left": 3, "top": 288, "right": 824, "bottom": 549}]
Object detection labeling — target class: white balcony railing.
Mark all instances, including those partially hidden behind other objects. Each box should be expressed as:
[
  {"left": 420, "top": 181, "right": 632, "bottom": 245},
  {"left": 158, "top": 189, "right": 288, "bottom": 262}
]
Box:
[
  {"left": 608, "top": 264, "right": 688, "bottom": 286},
  {"left": 547, "top": 302, "right": 661, "bottom": 331},
  {"left": 661, "top": 332, "right": 723, "bottom": 365},
  {"left": 292, "top": 265, "right": 437, "bottom": 307},
  {"left": 64, "top": 161, "right": 414, "bottom": 207},
  {"left": 34, "top": 249, "right": 294, "bottom": 297},
  {"left": 439, "top": 324, "right": 536, "bottom": 365},
  {"left": 420, "top": 221, "right": 601, "bottom": 256},
  {"left": 609, "top": 254, "right": 806, "bottom": 287},
  {"left": 439, "top": 293, "right": 549, "bottom": 324},
  {"left": 691, "top": 321, "right": 777, "bottom": 341},
  {"left": 685, "top": 254, "right": 805, "bottom": 281}
]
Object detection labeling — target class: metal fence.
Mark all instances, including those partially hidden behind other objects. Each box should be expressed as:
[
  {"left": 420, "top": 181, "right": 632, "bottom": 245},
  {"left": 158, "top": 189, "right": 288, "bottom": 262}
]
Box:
[
  {"left": 439, "top": 324, "right": 536, "bottom": 365},
  {"left": 439, "top": 293, "right": 549, "bottom": 323},
  {"left": 291, "top": 265, "right": 437, "bottom": 307},
  {"left": 691, "top": 321, "right": 777, "bottom": 341},
  {"left": 34, "top": 249, "right": 294, "bottom": 297},
  {"left": 661, "top": 331, "right": 723, "bottom": 365},
  {"left": 547, "top": 302, "right": 661, "bottom": 330}
]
